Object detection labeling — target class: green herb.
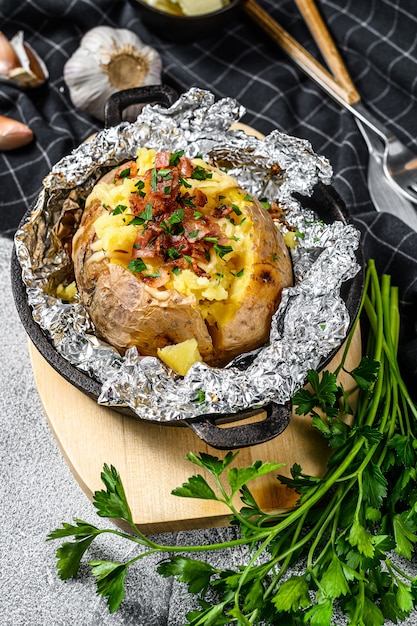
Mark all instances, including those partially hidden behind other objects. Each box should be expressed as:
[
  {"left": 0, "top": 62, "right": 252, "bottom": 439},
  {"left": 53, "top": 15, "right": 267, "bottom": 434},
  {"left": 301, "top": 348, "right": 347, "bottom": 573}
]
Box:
[
  {"left": 243, "top": 194, "right": 253, "bottom": 203},
  {"left": 214, "top": 243, "right": 233, "bottom": 259},
  {"left": 191, "top": 389, "right": 206, "bottom": 404},
  {"left": 260, "top": 198, "right": 271, "bottom": 211},
  {"left": 141, "top": 204, "right": 153, "bottom": 222},
  {"left": 179, "top": 176, "right": 192, "bottom": 189},
  {"left": 191, "top": 165, "right": 213, "bottom": 181},
  {"left": 112, "top": 205, "right": 127, "bottom": 215},
  {"left": 166, "top": 247, "right": 181, "bottom": 260},
  {"left": 188, "top": 230, "right": 199, "bottom": 239},
  {"left": 193, "top": 211, "right": 204, "bottom": 219},
  {"left": 231, "top": 204, "right": 242, "bottom": 216},
  {"left": 48, "top": 260, "right": 417, "bottom": 624},
  {"left": 134, "top": 180, "right": 146, "bottom": 197},
  {"left": 168, "top": 209, "right": 185, "bottom": 225},
  {"left": 129, "top": 216, "right": 146, "bottom": 226},
  {"left": 183, "top": 255, "right": 193, "bottom": 266},
  {"left": 127, "top": 259, "right": 147, "bottom": 274},
  {"left": 118, "top": 167, "right": 130, "bottom": 178},
  {"left": 158, "top": 168, "right": 172, "bottom": 179},
  {"left": 181, "top": 196, "right": 196, "bottom": 208},
  {"left": 150, "top": 167, "right": 157, "bottom": 192},
  {"left": 169, "top": 150, "right": 184, "bottom": 166},
  {"left": 172, "top": 266, "right": 181, "bottom": 276}
]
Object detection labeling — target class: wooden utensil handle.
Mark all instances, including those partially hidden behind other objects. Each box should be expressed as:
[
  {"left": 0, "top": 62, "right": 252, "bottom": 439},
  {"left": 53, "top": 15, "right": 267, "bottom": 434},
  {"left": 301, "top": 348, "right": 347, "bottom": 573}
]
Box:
[
  {"left": 295, "top": 0, "right": 360, "bottom": 104},
  {"left": 244, "top": 0, "right": 359, "bottom": 106}
]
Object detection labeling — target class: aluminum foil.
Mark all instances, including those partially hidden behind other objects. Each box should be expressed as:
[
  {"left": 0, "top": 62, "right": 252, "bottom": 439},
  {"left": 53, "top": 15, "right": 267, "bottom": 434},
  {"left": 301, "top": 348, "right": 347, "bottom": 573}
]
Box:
[{"left": 14, "top": 87, "right": 361, "bottom": 422}]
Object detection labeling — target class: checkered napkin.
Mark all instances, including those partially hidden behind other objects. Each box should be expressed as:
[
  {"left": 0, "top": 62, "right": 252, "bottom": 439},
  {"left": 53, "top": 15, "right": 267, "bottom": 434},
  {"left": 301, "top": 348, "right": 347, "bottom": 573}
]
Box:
[{"left": 2, "top": 0, "right": 417, "bottom": 385}]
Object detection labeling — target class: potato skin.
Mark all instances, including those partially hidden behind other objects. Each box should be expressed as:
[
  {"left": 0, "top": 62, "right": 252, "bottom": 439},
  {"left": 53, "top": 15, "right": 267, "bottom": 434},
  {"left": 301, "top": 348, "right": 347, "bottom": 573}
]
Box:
[
  {"left": 72, "top": 200, "right": 216, "bottom": 362},
  {"left": 72, "top": 167, "right": 293, "bottom": 368},
  {"left": 209, "top": 197, "right": 293, "bottom": 365}
]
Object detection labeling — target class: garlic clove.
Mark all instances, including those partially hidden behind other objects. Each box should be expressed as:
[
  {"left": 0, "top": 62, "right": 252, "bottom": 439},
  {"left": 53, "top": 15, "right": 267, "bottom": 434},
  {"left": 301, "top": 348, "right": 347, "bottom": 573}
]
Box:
[
  {"left": 64, "top": 26, "right": 162, "bottom": 122},
  {"left": 8, "top": 31, "right": 49, "bottom": 88},
  {"left": 0, "top": 31, "right": 20, "bottom": 76},
  {"left": 0, "top": 31, "right": 48, "bottom": 88},
  {"left": 0, "top": 115, "right": 33, "bottom": 151}
]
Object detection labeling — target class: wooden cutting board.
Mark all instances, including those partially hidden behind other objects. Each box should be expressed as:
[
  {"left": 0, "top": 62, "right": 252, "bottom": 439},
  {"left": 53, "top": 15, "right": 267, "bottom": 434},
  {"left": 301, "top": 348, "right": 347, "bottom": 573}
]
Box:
[{"left": 28, "top": 326, "right": 361, "bottom": 534}]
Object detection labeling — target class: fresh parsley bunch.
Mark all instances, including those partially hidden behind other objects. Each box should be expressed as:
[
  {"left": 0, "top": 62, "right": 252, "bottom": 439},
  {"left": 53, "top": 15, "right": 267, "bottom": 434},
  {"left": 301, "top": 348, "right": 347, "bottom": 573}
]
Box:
[{"left": 48, "top": 259, "right": 417, "bottom": 625}]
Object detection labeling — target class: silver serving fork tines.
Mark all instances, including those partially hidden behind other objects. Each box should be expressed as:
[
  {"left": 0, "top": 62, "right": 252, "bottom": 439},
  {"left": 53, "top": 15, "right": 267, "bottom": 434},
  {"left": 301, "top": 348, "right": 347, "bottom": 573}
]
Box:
[{"left": 355, "top": 118, "right": 417, "bottom": 231}]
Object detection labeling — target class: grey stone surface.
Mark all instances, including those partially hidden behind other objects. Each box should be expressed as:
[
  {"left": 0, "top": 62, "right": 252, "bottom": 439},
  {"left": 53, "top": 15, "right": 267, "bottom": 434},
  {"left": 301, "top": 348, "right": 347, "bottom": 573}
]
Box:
[{"left": 2, "top": 234, "right": 417, "bottom": 625}]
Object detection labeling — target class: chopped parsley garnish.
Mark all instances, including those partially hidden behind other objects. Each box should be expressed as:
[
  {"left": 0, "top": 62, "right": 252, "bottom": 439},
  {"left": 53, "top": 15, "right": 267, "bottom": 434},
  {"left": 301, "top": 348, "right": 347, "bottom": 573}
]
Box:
[
  {"left": 168, "top": 209, "right": 185, "bottom": 225},
  {"left": 135, "top": 180, "right": 146, "bottom": 197},
  {"left": 127, "top": 258, "right": 147, "bottom": 273},
  {"left": 158, "top": 168, "right": 172, "bottom": 179},
  {"left": 140, "top": 204, "right": 153, "bottom": 222},
  {"left": 112, "top": 204, "right": 127, "bottom": 215},
  {"left": 243, "top": 193, "right": 253, "bottom": 202},
  {"left": 181, "top": 196, "right": 196, "bottom": 208},
  {"left": 191, "top": 165, "right": 213, "bottom": 181},
  {"left": 179, "top": 176, "right": 192, "bottom": 189},
  {"left": 130, "top": 216, "right": 146, "bottom": 226},
  {"left": 193, "top": 211, "right": 204, "bottom": 219},
  {"left": 188, "top": 229, "right": 199, "bottom": 239},
  {"left": 150, "top": 167, "right": 157, "bottom": 191},
  {"left": 214, "top": 243, "right": 233, "bottom": 259},
  {"left": 166, "top": 247, "right": 181, "bottom": 260},
  {"left": 169, "top": 150, "right": 184, "bottom": 166},
  {"left": 118, "top": 167, "right": 131, "bottom": 178},
  {"left": 172, "top": 266, "right": 181, "bottom": 276}
]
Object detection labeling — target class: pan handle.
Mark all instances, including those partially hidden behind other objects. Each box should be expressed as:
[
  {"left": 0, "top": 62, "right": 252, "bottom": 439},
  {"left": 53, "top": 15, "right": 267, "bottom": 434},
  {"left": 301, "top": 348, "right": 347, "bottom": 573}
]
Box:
[
  {"left": 104, "top": 84, "right": 179, "bottom": 127},
  {"left": 187, "top": 402, "right": 292, "bottom": 450}
]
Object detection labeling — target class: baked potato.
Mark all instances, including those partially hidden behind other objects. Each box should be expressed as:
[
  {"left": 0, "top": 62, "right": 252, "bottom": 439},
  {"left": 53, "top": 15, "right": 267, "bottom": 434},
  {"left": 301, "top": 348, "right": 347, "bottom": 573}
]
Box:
[{"left": 72, "top": 147, "right": 293, "bottom": 371}]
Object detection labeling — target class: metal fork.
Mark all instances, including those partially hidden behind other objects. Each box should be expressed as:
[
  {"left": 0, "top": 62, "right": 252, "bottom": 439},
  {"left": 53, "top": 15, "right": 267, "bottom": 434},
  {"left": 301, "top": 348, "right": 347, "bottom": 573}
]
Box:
[
  {"left": 244, "top": 0, "right": 417, "bottom": 206},
  {"left": 355, "top": 118, "right": 417, "bottom": 230}
]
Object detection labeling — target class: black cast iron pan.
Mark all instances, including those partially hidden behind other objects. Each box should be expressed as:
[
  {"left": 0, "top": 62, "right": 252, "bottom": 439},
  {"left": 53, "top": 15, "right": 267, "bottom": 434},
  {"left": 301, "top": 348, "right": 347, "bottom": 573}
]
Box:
[{"left": 11, "top": 85, "right": 365, "bottom": 450}]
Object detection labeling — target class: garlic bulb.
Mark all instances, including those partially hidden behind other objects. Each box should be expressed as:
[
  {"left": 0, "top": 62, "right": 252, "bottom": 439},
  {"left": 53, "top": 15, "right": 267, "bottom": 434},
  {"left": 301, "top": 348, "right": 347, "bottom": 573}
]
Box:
[
  {"left": 63, "top": 26, "right": 162, "bottom": 122},
  {"left": 0, "top": 31, "right": 48, "bottom": 88}
]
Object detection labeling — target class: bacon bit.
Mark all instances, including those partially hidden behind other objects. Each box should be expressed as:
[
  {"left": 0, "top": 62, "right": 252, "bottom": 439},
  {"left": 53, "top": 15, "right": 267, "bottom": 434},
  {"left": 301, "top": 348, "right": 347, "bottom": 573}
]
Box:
[
  {"left": 179, "top": 155, "right": 193, "bottom": 177},
  {"left": 268, "top": 200, "right": 293, "bottom": 229},
  {"left": 130, "top": 193, "right": 147, "bottom": 216},
  {"left": 127, "top": 151, "right": 234, "bottom": 278},
  {"left": 155, "top": 151, "right": 171, "bottom": 168},
  {"left": 193, "top": 188, "right": 207, "bottom": 207},
  {"left": 211, "top": 204, "right": 234, "bottom": 219}
]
